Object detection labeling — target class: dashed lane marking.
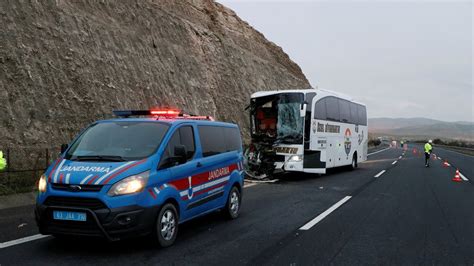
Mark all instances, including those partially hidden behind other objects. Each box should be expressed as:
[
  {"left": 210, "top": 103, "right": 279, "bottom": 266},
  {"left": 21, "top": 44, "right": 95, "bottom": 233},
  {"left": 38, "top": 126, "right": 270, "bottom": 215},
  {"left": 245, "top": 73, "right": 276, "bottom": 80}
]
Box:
[
  {"left": 368, "top": 147, "right": 391, "bottom": 156},
  {"left": 0, "top": 234, "right": 50, "bottom": 249},
  {"left": 299, "top": 196, "right": 352, "bottom": 230},
  {"left": 244, "top": 183, "right": 258, "bottom": 188},
  {"left": 392, "top": 161, "right": 398, "bottom": 165},
  {"left": 459, "top": 172, "right": 469, "bottom": 181},
  {"left": 374, "top": 170, "right": 386, "bottom": 178}
]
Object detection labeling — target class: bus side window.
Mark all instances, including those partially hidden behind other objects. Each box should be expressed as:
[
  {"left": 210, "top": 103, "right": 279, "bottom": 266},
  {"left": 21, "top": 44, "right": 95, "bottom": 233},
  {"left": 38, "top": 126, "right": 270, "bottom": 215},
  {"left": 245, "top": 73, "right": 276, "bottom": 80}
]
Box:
[
  {"left": 314, "top": 98, "right": 327, "bottom": 120},
  {"left": 358, "top": 105, "right": 367, "bottom": 126},
  {"left": 339, "top": 99, "right": 350, "bottom": 123},
  {"left": 325, "top": 97, "right": 340, "bottom": 122},
  {"left": 350, "top": 103, "right": 358, "bottom": 124}
]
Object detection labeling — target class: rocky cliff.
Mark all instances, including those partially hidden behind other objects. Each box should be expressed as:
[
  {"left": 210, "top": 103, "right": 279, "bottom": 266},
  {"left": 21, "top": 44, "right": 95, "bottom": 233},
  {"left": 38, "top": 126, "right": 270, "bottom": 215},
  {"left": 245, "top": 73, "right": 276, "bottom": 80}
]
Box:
[{"left": 0, "top": 0, "right": 310, "bottom": 149}]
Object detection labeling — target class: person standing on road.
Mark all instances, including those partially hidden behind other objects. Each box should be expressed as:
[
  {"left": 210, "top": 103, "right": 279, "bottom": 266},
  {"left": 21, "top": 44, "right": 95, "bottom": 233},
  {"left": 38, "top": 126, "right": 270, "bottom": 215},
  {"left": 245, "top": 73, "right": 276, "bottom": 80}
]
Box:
[
  {"left": 0, "top": 150, "right": 6, "bottom": 171},
  {"left": 424, "top": 140, "right": 433, "bottom": 167}
]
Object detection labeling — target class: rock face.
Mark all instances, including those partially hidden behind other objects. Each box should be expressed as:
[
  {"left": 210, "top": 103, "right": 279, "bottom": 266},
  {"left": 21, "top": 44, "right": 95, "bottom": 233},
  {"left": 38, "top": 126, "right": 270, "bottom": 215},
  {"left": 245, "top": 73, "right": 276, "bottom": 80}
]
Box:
[{"left": 0, "top": 0, "right": 310, "bottom": 149}]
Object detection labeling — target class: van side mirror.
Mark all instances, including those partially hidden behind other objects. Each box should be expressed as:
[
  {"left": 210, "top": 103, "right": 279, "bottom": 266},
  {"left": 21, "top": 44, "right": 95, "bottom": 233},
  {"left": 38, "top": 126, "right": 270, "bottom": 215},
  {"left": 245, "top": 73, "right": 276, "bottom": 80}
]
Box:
[
  {"left": 173, "top": 145, "right": 187, "bottom": 165},
  {"left": 60, "top": 144, "right": 69, "bottom": 154}
]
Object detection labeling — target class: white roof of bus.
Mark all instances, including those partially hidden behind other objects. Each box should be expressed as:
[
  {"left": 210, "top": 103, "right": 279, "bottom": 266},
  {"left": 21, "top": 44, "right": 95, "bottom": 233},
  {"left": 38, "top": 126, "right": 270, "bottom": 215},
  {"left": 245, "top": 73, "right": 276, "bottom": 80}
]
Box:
[{"left": 251, "top": 88, "right": 366, "bottom": 106}]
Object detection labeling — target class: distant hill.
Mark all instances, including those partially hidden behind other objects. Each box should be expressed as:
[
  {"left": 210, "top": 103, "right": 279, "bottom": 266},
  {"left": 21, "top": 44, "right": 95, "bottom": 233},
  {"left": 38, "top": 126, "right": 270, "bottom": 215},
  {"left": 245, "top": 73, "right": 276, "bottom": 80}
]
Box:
[{"left": 369, "top": 118, "right": 474, "bottom": 141}]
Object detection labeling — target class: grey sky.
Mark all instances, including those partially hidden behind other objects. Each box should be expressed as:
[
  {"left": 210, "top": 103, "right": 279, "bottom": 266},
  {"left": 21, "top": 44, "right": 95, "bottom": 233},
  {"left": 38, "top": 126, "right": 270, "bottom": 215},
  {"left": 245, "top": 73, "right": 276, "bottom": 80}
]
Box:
[{"left": 218, "top": 0, "right": 473, "bottom": 122}]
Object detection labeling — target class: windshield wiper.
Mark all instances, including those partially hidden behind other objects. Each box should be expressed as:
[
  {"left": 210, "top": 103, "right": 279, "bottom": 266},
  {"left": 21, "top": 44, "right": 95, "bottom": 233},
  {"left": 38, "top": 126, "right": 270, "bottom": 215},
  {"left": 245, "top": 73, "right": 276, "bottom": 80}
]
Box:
[{"left": 74, "top": 155, "right": 126, "bottom": 162}]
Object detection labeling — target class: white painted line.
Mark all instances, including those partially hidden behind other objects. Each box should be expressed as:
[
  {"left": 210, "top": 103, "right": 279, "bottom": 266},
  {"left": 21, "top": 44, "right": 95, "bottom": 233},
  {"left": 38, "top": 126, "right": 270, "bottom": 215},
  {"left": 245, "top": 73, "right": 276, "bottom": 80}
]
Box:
[
  {"left": 0, "top": 234, "right": 50, "bottom": 249},
  {"left": 368, "top": 147, "right": 390, "bottom": 156},
  {"left": 392, "top": 161, "right": 398, "bottom": 165},
  {"left": 459, "top": 172, "right": 469, "bottom": 181},
  {"left": 299, "top": 196, "right": 352, "bottom": 231},
  {"left": 398, "top": 156, "right": 402, "bottom": 159},
  {"left": 438, "top": 156, "right": 442, "bottom": 160},
  {"left": 244, "top": 179, "right": 279, "bottom": 184},
  {"left": 374, "top": 170, "right": 386, "bottom": 178},
  {"left": 244, "top": 183, "right": 258, "bottom": 188}
]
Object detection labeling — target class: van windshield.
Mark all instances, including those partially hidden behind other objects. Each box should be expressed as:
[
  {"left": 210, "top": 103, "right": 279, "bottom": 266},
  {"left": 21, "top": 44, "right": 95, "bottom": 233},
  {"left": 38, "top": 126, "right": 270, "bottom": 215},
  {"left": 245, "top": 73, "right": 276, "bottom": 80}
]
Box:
[{"left": 66, "top": 122, "right": 169, "bottom": 161}]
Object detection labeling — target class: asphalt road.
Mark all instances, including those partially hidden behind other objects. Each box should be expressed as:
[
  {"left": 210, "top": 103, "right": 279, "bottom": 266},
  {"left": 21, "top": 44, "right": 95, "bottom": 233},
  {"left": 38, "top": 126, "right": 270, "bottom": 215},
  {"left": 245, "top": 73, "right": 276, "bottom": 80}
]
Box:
[{"left": 0, "top": 145, "right": 472, "bottom": 265}]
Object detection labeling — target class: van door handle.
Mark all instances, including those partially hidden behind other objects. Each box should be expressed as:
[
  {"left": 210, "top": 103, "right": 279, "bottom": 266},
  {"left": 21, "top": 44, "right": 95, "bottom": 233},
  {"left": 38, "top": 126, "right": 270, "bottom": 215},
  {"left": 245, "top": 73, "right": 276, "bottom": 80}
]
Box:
[{"left": 196, "top": 162, "right": 203, "bottom": 167}]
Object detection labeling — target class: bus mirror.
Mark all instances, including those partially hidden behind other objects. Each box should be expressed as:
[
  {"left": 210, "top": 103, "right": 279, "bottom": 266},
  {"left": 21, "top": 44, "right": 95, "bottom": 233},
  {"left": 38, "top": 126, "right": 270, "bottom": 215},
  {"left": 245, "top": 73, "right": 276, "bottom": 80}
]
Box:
[{"left": 300, "top": 103, "right": 307, "bottom": 117}]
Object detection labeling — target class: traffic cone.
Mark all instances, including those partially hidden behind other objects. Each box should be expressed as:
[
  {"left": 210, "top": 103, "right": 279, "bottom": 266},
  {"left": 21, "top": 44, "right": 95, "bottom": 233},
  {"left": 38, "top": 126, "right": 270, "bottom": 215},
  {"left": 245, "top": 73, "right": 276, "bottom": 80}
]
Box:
[
  {"left": 452, "top": 169, "right": 462, "bottom": 182},
  {"left": 443, "top": 160, "right": 450, "bottom": 168}
]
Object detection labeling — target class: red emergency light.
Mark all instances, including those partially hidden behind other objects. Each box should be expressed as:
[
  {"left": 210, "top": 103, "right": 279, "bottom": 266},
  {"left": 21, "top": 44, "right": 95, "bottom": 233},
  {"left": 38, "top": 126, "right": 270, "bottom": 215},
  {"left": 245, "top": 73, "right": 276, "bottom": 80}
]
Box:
[
  {"left": 113, "top": 109, "right": 214, "bottom": 121},
  {"left": 150, "top": 109, "right": 180, "bottom": 116}
]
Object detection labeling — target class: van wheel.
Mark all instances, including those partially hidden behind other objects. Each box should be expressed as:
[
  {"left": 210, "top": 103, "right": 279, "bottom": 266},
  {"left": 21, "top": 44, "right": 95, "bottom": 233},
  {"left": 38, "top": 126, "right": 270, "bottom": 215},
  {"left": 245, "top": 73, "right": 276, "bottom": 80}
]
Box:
[
  {"left": 225, "top": 186, "right": 241, "bottom": 219},
  {"left": 155, "top": 203, "right": 178, "bottom": 247},
  {"left": 350, "top": 154, "right": 358, "bottom": 170}
]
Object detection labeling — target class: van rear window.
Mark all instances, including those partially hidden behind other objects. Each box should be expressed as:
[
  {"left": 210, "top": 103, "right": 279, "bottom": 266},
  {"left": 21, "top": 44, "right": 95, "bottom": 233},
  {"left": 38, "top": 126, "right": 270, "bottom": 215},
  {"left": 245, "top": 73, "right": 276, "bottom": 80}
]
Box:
[{"left": 198, "top": 126, "right": 242, "bottom": 157}]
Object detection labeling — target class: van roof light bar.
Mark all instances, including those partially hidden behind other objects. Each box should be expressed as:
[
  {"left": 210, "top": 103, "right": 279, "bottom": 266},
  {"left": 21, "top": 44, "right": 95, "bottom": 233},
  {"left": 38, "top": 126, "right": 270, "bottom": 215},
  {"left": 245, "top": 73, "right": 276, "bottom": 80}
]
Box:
[{"left": 113, "top": 109, "right": 215, "bottom": 121}]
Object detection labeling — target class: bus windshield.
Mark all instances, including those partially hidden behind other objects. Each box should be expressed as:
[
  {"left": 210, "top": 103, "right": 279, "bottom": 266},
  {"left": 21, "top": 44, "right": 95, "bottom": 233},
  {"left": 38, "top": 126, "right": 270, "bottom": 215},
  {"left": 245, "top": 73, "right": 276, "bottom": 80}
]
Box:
[
  {"left": 251, "top": 93, "right": 304, "bottom": 144},
  {"left": 66, "top": 122, "right": 169, "bottom": 161}
]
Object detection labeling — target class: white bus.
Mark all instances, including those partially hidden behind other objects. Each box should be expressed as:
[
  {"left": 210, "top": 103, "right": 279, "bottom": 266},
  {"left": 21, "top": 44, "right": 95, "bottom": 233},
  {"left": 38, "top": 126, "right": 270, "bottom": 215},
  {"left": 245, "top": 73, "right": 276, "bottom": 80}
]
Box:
[{"left": 245, "top": 88, "right": 368, "bottom": 179}]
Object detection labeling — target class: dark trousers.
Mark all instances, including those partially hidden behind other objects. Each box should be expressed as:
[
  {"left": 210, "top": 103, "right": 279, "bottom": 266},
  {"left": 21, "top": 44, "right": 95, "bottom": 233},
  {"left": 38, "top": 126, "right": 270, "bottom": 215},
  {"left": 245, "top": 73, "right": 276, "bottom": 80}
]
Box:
[{"left": 425, "top": 152, "right": 430, "bottom": 165}]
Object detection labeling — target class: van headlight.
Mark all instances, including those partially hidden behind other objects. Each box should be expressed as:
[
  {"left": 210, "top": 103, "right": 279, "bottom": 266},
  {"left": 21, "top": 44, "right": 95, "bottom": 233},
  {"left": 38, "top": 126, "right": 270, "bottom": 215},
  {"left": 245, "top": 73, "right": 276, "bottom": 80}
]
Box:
[
  {"left": 288, "top": 155, "right": 303, "bottom": 162},
  {"left": 39, "top": 174, "right": 47, "bottom": 193},
  {"left": 107, "top": 171, "right": 149, "bottom": 196}
]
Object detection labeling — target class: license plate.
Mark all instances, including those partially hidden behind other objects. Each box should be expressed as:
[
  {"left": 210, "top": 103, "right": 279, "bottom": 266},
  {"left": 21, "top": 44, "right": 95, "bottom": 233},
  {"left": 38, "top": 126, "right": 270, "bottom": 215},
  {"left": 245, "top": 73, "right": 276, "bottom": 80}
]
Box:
[{"left": 53, "top": 211, "right": 87, "bottom": 222}]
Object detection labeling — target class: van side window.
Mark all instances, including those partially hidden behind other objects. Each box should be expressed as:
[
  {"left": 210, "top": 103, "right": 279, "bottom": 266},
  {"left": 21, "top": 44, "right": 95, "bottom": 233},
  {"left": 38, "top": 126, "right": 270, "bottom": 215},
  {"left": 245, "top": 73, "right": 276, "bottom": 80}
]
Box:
[
  {"left": 198, "top": 126, "right": 226, "bottom": 157},
  {"left": 224, "top": 127, "right": 242, "bottom": 152},
  {"left": 159, "top": 126, "right": 195, "bottom": 169}
]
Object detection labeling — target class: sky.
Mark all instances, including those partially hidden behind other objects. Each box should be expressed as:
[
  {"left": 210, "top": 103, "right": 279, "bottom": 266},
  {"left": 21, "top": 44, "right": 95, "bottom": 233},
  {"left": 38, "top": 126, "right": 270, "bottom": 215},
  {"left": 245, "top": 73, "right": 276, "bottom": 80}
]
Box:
[{"left": 217, "top": 0, "right": 473, "bottom": 122}]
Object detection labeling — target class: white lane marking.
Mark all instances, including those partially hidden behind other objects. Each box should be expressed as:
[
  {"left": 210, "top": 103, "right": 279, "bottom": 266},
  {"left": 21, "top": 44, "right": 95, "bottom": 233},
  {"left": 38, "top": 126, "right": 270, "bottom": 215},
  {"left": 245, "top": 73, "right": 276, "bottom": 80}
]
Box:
[
  {"left": 299, "top": 196, "right": 352, "bottom": 231},
  {"left": 374, "top": 170, "right": 386, "bottom": 178},
  {"left": 368, "top": 147, "right": 390, "bottom": 156},
  {"left": 392, "top": 161, "right": 398, "bottom": 165},
  {"left": 0, "top": 234, "right": 50, "bottom": 249},
  {"left": 244, "top": 179, "right": 279, "bottom": 183},
  {"left": 244, "top": 183, "right": 258, "bottom": 188},
  {"left": 80, "top": 174, "right": 94, "bottom": 185},
  {"left": 398, "top": 156, "right": 402, "bottom": 159},
  {"left": 438, "top": 156, "right": 442, "bottom": 160},
  {"left": 459, "top": 172, "right": 469, "bottom": 181}
]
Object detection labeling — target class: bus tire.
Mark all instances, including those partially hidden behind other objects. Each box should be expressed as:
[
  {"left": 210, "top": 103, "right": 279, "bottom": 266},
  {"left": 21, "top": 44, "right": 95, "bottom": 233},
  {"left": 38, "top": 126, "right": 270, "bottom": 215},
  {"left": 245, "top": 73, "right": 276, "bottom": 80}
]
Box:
[
  {"left": 350, "top": 154, "right": 358, "bottom": 170},
  {"left": 155, "top": 203, "right": 178, "bottom": 247}
]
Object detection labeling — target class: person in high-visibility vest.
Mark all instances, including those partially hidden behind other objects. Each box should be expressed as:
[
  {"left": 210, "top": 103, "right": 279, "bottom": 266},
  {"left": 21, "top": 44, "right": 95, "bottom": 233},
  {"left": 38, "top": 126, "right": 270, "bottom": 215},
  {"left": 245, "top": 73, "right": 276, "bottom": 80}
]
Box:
[
  {"left": 0, "top": 150, "right": 6, "bottom": 171},
  {"left": 424, "top": 140, "right": 433, "bottom": 167}
]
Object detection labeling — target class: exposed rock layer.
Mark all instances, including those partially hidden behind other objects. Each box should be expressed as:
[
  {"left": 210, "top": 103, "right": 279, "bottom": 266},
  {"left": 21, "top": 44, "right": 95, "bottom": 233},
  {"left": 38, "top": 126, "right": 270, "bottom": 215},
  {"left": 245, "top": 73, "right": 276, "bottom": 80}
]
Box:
[{"left": 0, "top": 0, "right": 310, "bottom": 148}]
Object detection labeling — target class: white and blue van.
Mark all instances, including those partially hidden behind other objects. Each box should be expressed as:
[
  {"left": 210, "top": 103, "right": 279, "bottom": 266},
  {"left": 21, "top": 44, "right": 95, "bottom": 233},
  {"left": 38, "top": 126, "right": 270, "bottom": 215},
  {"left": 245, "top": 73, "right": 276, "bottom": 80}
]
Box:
[{"left": 35, "top": 110, "right": 244, "bottom": 247}]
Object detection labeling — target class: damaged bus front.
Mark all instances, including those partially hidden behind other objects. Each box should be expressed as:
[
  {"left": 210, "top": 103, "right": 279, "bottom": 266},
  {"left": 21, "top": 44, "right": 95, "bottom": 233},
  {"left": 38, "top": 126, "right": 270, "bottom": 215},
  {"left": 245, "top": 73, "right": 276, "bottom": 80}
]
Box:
[{"left": 245, "top": 91, "right": 309, "bottom": 179}]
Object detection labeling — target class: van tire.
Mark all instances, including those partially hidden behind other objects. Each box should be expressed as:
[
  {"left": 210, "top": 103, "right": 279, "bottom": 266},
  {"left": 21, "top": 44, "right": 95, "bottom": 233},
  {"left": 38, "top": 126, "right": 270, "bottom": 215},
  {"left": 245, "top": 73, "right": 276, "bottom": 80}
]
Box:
[
  {"left": 224, "top": 186, "right": 241, "bottom": 219},
  {"left": 155, "top": 203, "right": 178, "bottom": 247}
]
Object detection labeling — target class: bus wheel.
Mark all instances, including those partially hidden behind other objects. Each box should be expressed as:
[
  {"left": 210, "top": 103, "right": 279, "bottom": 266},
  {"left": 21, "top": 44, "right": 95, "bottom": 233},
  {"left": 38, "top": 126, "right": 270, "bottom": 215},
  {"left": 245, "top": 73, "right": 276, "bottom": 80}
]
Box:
[
  {"left": 155, "top": 203, "right": 178, "bottom": 247},
  {"left": 350, "top": 154, "right": 358, "bottom": 170}
]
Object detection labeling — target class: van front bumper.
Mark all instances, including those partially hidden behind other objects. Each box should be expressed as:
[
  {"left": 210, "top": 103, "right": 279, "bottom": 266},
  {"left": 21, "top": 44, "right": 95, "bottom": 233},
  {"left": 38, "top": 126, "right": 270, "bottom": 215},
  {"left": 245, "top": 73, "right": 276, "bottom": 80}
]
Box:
[{"left": 35, "top": 196, "right": 159, "bottom": 241}]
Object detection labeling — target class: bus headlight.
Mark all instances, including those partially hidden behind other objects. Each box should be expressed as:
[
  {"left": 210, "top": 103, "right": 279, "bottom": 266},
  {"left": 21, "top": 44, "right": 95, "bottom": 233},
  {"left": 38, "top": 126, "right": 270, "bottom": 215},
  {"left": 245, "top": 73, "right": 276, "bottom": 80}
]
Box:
[
  {"left": 38, "top": 174, "right": 47, "bottom": 193},
  {"left": 288, "top": 155, "right": 303, "bottom": 162},
  {"left": 107, "top": 171, "right": 149, "bottom": 196}
]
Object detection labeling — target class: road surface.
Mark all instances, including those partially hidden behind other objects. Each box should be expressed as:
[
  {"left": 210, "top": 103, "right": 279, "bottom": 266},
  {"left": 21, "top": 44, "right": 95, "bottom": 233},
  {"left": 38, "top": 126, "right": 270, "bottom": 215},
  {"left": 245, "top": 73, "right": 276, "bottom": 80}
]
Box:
[{"left": 0, "top": 144, "right": 472, "bottom": 265}]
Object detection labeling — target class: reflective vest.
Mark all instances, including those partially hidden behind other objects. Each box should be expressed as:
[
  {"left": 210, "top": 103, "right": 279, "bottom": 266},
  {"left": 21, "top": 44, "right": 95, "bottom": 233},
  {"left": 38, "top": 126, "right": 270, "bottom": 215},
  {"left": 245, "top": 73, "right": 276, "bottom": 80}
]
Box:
[
  {"left": 0, "top": 150, "right": 6, "bottom": 171},
  {"left": 424, "top": 143, "right": 432, "bottom": 154}
]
